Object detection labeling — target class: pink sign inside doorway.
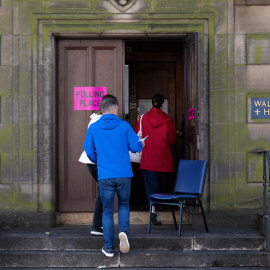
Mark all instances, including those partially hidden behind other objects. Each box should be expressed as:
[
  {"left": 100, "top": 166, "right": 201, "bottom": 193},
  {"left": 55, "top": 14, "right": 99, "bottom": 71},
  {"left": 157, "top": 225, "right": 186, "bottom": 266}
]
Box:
[
  {"left": 188, "top": 108, "right": 195, "bottom": 120},
  {"left": 74, "top": 87, "right": 107, "bottom": 110}
]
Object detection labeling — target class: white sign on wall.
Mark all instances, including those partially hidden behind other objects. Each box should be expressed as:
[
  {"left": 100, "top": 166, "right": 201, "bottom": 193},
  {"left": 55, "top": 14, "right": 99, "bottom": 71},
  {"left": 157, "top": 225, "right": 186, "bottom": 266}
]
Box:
[{"left": 139, "top": 99, "right": 168, "bottom": 115}]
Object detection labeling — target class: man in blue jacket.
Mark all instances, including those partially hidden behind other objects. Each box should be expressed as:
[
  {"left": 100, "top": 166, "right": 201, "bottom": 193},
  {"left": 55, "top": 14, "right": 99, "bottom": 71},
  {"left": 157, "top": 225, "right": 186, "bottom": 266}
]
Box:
[{"left": 84, "top": 96, "right": 144, "bottom": 257}]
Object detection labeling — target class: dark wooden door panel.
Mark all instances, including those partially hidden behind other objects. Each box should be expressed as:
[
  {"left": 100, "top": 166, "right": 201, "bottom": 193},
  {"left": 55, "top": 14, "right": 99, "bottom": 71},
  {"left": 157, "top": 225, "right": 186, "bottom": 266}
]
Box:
[{"left": 57, "top": 40, "right": 123, "bottom": 212}]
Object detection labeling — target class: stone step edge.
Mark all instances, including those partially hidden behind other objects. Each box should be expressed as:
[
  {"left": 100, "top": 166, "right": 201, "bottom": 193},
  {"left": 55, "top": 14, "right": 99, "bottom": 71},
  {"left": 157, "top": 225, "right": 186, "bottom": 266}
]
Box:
[
  {"left": 0, "top": 250, "right": 267, "bottom": 254},
  {"left": 0, "top": 268, "right": 269, "bottom": 270},
  {"left": 0, "top": 234, "right": 266, "bottom": 252},
  {"left": 0, "top": 250, "right": 267, "bottom": 268},
  {"left": 59, "top": 211, "right": 190, "bottom": 225}
]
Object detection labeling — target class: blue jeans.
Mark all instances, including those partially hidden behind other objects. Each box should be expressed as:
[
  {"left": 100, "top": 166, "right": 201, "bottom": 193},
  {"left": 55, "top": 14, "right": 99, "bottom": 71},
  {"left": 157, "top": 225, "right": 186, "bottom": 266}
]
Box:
[{"left": 98, "top": 177, "right": 131, "bottom": 249}]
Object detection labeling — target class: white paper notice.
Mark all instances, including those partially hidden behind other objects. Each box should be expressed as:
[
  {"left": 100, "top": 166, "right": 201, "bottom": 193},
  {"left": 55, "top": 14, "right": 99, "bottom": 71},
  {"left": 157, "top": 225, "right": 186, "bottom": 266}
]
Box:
[
  {"left": 139, "top": 99, "right": 168, "bottom": 115},
  {"left": 139, "top": 135, "right": 148, "bottom": 142}
]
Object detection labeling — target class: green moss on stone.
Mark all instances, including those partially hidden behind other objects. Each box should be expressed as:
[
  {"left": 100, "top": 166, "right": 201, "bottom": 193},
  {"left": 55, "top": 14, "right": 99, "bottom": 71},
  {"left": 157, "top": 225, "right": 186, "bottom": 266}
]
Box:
[
  {"left": 0, "top": 124, "right": 12, "bottom": 151},
  {"left": 0, "top": 186, "right": 34, "bottom": 211},
  {"left": 0, "top": 184, "right": 54, "bottom": 212},
  {"left": 254, "top": 44, "right": 262, "bottom": 65}
]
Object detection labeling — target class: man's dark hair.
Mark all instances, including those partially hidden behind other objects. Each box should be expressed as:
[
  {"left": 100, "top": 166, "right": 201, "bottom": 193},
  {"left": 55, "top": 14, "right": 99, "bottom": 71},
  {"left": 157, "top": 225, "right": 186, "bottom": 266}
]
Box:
[
  {"left": 152, "top": 94, "right": 165, "bottom": 109},
  {"left": 97, "top": 94, "right": 118, "bottom": 114},
  {"left": 102, "top": 94, "right": 118, "bottom": 103},
  {"left": 100, "top": 95, "right": 118, "bottom": 114}
]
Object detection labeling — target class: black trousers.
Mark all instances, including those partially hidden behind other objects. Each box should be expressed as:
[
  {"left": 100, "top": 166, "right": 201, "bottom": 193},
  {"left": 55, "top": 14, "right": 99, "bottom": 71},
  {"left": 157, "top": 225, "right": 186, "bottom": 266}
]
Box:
[
  {"left": 87, "top": 164, "right": 103, "bottom": 229},
  {"left": 143, "top": 170, "right": 169, "bottom": 208}
]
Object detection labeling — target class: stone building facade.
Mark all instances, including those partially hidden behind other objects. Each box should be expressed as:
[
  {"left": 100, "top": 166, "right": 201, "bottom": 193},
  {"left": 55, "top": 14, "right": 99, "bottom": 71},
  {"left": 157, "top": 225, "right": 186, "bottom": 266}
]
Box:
[{"left": 0, "top": 0, "right": 270, "bottom": 227}]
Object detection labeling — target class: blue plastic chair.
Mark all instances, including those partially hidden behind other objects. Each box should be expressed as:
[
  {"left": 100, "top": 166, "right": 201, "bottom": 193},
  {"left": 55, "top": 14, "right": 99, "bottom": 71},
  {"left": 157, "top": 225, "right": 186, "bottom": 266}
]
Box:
[{"left": 148, "top": 159, "right": 209, "bottom": 237}]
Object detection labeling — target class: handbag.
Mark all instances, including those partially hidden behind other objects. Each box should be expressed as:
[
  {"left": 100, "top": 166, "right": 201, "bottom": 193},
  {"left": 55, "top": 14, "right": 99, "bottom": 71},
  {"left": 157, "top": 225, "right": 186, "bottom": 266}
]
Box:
[{"left": 130, "top": 114, "right": 143, "bottom": 163}]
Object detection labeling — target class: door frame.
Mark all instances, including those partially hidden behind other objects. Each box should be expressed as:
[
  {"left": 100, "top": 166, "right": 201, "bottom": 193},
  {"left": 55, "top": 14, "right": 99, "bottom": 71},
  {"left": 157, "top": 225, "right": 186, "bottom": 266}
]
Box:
[
  {"left": 184, "top": 33, "right": 202, "bottom": 160},
  {"left": 37, "top": 32, "right": 209, "bottom": 214}
]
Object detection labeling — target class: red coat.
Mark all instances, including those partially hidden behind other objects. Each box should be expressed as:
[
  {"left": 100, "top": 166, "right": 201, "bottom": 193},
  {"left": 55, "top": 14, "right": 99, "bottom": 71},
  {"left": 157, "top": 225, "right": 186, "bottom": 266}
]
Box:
[{"left": 135, "top": 107, "right": 176, "bottom": 172}]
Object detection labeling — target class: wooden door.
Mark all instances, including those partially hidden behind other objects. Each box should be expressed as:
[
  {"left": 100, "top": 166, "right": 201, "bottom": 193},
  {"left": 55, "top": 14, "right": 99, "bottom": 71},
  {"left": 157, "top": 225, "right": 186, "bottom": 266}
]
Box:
[
  {"left": 57, "top": 39, "right": 123, "bottom": 212},
  {"left": 129, "top": 62, "right": 176, "bottom": 207},
  {"left": 184, "top": 33, "right": 201, "bottom": 160}
]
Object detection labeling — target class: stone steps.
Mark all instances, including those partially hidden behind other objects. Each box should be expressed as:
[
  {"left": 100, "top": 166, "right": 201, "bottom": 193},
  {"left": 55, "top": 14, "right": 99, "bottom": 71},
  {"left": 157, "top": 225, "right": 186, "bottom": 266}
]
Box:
[
  {"left": 0, "top": 225, "right": 268, "bottom": 268},
  {"left": 0, "top": 250, "right": 267, "bottom": 268},
  {"left": 0, "top": 269, "right": 269, "bottom": 270},
  {"left": 0, "top": 235, "right": 265, "bottom": 251},
  {"left": 0, "top": 268, "right": 269, "bottom": 270}
]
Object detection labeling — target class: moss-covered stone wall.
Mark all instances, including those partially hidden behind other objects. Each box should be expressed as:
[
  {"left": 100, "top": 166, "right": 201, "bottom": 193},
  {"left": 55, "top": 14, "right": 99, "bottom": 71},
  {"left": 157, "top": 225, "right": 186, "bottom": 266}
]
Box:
[{"left": 0, "top": 0, "right": 269, "bottom": 226}]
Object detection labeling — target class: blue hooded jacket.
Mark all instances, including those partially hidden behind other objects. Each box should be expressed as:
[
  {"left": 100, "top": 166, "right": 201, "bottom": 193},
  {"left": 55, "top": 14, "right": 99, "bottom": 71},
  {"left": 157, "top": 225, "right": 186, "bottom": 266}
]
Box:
[{"left": 84, "top": 114, "right": 143, "bottom": 180}]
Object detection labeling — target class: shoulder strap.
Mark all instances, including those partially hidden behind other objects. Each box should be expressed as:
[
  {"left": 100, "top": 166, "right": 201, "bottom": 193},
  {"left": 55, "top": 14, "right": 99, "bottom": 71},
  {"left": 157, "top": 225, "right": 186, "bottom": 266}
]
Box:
[{"left": 139, "top": 114, "right": 144, "bottom": 132}]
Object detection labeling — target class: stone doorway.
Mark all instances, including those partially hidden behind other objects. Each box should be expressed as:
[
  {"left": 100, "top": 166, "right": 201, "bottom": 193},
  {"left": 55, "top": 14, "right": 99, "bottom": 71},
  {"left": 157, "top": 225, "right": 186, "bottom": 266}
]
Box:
[{"left": 56, "top": 36, "right": 202, "bottom": 214}]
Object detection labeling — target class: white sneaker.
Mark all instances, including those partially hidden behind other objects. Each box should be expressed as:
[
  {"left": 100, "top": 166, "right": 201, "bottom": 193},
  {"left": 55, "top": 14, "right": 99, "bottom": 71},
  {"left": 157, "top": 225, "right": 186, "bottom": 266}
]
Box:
[
  {"left": 119, "top": 232, "right": 130, "bottom": 253},
  {"left": 90, "top": 227, "right": 103, "bottom": 236}
]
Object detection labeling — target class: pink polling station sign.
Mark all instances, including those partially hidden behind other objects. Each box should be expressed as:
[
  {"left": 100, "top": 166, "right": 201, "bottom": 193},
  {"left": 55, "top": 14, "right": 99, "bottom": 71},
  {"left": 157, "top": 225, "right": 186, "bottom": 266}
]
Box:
[
  {"left": 74, "top": 87, "right": 107, "bottom": 110},
  {"left": 188, "top": 108, "right": 195, "bottom": 120}
]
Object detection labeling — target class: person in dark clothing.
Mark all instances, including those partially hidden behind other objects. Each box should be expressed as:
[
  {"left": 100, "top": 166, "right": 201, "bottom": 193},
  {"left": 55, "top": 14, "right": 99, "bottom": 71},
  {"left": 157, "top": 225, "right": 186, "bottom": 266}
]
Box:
[{"left": 79, "top": 110, "right": 103, "bottom": 235}]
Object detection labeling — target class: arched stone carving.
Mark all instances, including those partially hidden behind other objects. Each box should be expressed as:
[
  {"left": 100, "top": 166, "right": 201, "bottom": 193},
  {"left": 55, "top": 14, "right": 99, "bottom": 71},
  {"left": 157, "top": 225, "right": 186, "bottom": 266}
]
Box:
[{"left": 108, "top": 0, "right": 137, "bottom": 12}]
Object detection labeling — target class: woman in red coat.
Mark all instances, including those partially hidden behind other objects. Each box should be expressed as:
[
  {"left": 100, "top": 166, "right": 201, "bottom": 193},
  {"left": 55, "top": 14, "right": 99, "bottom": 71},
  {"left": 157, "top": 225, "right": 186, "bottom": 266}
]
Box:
[{"left": 135, "top": 94, "right": 176, "bottom": 226}]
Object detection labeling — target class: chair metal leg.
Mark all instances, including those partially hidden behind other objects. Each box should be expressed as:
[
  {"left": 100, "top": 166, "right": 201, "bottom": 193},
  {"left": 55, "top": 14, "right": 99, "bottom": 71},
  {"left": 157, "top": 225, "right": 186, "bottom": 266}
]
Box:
[
  {"left": 148, "top": 199, "right": 153, "bottom": 234},
  {"left": 198, "top": 199, "right": 209, "bottom": 233},
  {"left": 171, "top": 206, "right": 178, "bottom": 230},
  {"left": 178, "top": 203, "right": 183, "bottom": 237}
]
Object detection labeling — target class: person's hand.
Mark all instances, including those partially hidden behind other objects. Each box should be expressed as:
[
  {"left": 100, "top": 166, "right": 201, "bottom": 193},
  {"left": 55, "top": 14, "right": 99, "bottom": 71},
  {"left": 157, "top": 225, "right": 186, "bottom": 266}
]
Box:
[
  {"left": 141, "top": 140, "right": 145, "bottom": 148},
  {"left": 176, "top": 130, "right": 182, "bottom": 137},
  {"left": 137, "top": 114, "right": 141, "bottom": 121}
]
